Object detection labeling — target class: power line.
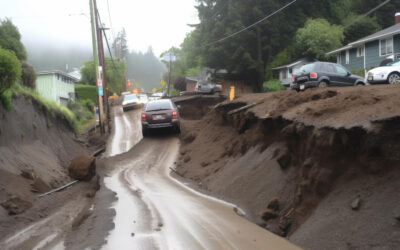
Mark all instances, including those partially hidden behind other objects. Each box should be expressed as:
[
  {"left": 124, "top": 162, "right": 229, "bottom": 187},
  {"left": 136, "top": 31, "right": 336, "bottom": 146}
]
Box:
[
  {"left": 344, "top": 0, "right": 391, "bottom": 29},
  {"left": 106, "top": 0, "right": 115, "bottom": 40},
  {"left": 204, "top": 0, "right": 297, "bottom": 47},
  {"left": 96, "top": 9, "right": 121, "bottom": 76}
]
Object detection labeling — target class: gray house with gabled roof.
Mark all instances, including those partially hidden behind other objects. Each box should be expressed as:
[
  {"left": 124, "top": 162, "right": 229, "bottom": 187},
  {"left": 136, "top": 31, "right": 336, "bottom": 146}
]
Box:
[{"left": 327, "top": 14, "right": 400, "bottom": 72}]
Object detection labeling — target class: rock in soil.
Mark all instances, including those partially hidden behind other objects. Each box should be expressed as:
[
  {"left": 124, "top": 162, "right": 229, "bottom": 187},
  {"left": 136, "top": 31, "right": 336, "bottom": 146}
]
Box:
[
  {"left": 1, "top": 196, "right": 32, "bottom": 215},
  {"left": 31, "top": 176, "right": 51, "bottom": 193},
  {"left": 261, "top": 209, "right": 279, "bottom": 221},
  {"left": 183, "top": 155, "right": 191, "bottom": 163},
  {"left": 394, "top": 210, "right": 400, "bottom": 221},
  {"left": 68, "top": 155, "right": 96, "bottom": 181},
  {"left": 267, "top": 198, "right": 280, "bottom": 211},
  {"left": 351, "top": 197, "right": 362, "bottom": 210},
  {"left": 20, "top": 169, "right": 35, "bottom": 180}
]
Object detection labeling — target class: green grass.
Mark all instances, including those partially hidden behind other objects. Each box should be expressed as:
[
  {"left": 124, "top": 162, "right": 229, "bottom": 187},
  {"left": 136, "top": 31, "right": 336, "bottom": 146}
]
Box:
[
  {"left": 263, "top": 79, "right": 286, "bottom": 92},
  {"left": 12, "top": 84, "right": 77, "bottom": 131},
  {"left": 75, "top": 84, "right": 97, "bottom": 104}
]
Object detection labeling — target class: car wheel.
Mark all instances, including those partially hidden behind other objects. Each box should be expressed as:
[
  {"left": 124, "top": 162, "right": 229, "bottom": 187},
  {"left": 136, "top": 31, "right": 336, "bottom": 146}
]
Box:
[
  {"left": 318, "top": 81, "right": 328, "bottom": 88},
  {"left": 356, "top": 82, "right": 365, "bottom": 86},
  {"left": 174, "top": 125, "right": 181, "bottom": 134},
  {"left": 387, "top": 72, "right": 400, "bottom": 84}
]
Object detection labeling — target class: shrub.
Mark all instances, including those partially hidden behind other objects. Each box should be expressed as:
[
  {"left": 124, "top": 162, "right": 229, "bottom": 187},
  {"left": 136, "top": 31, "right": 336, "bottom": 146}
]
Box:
[
  {"left": 263, "top": 79, "right": 285, "bottom": 92},
  {"left": 75, "top": 84, "right": 97, "bottom": 104},
  {"left": 21, "top": 62, "right": 36, "bottom": 89},
  {"left": 173, "top": 77, "right": 186, "bottom": 91},
  {"left": 0, "top": 47, "right": 21, "bottom": 94}
]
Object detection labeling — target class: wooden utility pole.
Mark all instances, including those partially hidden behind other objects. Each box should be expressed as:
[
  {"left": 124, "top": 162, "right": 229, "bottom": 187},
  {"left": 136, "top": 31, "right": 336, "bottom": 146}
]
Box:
[
  {"left": 167, "top": 59, "right": 171, "bottom": 97},
  {"left": 89, "top": 0, "right": 104, "bottom": 134},
  {"left": 94, "top": 0, "right": 109, "bottom": 131}
]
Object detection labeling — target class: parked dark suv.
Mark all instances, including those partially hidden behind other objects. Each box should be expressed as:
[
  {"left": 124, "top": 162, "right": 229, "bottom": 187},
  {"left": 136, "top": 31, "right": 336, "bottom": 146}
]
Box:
[
  {"left": 291, "top": 62, "right": 365, "bottom": 91},
  {"left": 141, "top": 99, "right": 180, "bottom": 136}
]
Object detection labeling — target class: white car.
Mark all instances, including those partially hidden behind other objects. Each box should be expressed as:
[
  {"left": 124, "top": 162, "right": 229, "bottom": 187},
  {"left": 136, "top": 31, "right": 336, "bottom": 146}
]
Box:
[
  {"left": 122, "top": 94, "right": 140, "bottom": 111},
  {"left": 138, "top": 94, "right": 148, "bottom": 104},
  {"left": 366, "top": 60, "right": 400, "bottom": 84}
]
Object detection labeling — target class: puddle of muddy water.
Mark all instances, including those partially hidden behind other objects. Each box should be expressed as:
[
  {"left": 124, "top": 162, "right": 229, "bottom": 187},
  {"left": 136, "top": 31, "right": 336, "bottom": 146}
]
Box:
[{"left": 102, "top": 169, "right": 161, "bottom": 250}]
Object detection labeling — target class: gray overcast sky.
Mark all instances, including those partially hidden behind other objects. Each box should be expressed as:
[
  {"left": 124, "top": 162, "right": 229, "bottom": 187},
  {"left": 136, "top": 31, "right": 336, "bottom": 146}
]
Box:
[{"left": 0, "top": 0, "right": 199, "bottom": 56}]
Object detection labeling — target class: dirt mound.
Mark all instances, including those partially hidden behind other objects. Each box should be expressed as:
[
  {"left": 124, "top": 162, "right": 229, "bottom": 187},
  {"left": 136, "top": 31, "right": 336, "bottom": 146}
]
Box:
[
  {"left": 176, "top": 85, "right": 400, "bottom": 249},
  {"left": 1, "top": 196, "right": 32, "bottom": 215},
  {"left": 0, "top": 95, "right": 94, "bottom": 245},
  {"left": 173, "top": 95, "right": 226, "bottom": 120},
  {"left": 68, "top": 155, "right": 96, "bottom": 181}
]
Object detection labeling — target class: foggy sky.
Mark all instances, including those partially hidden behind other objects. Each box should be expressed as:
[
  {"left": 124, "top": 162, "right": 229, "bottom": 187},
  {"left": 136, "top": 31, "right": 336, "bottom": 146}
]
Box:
[{"left": 0, "top": 0, "right": 199, "bottom": 56}]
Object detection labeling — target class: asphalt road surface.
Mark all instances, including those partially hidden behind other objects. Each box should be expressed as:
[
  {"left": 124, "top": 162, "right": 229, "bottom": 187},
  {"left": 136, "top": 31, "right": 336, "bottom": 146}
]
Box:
[{"left": 101, "top": 105, "right": 301, "bottom": 250}]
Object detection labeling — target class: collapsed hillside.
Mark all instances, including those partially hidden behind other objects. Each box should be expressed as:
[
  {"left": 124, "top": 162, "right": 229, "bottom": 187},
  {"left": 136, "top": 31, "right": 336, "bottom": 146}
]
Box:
[
  {"left": 0, "top": 94, "right": 99, "bottom": 248},
  {"left": 175, "top": 85, "right": 400, "bottom": 250}
]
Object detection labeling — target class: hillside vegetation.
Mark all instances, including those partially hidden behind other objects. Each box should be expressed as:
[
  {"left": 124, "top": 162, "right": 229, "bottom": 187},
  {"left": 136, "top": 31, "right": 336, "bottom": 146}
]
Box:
[{"left": 162, "top": 0, "right": 400, "bottom": 91}]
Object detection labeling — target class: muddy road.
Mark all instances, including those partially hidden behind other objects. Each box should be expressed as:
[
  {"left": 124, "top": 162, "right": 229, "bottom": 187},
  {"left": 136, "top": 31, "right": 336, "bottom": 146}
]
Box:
[{"left": 99, "top": 105, "right": 300, "bottom": 249}]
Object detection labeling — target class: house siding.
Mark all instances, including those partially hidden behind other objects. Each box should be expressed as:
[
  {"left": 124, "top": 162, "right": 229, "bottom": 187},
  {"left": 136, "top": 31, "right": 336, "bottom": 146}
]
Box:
[
  {"left": 36, "top": 73, "right": 75, "bottom": 105},
  {"left": 54, "top": 78, "right": 75, "bottom": 103},
  {"left": 347, "top": 48, "right": 363, "bottom": 71},
  {"left": 394, "top": 34, "right": 400, "bottom": 54},
  {"left": 365, "top": 40, "right": 382, "bottom": 68},
  {"left": 36, "top": 75, "right": 55, "bottom": 102}
]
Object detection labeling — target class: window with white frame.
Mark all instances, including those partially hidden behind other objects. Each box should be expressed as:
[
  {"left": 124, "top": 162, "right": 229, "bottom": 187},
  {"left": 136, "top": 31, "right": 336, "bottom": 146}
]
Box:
[
  {"left": 281, "top": 69, "right": 287, "bottom": 79},
  {"left": 356, "top": 47, "right": 364, "bottom": 57},
  {"left": 345, "top": 50, "right": 349, "bottom": 64},
  {"left": 380, "top": 37, "right": 393, "bottom": 56}
]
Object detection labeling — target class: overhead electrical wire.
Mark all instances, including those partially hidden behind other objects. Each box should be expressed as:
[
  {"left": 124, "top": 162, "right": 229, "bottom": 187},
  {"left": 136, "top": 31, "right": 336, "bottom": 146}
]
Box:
[
  {"left": 106, "top": 0, "right": 115, "bottom": 40},
  {"left": 96, "top": 8, "right": 120, "bottom": 76},
  {"left": 343, "top": 0, "right": 391, "bottom": 29},
  {"left": 204, "top": 0, "right": 297, "bottom": 47}
]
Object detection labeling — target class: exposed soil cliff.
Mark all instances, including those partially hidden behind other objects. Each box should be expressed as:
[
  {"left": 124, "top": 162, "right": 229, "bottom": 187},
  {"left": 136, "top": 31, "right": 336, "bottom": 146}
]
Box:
[{"left": 176, "top": 85, "right": 400, "bottom": 250}]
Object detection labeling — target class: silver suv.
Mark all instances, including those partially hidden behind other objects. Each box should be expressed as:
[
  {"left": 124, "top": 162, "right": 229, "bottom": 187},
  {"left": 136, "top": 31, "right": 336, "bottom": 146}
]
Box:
[{"left": 194, "top": 81, "right": 222, "bottom": 94}]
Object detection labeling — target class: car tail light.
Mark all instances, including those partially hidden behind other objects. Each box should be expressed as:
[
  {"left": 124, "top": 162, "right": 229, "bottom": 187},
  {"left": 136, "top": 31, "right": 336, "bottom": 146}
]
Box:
[
  {"left": 291, "top": 76, "right": 295, "bottom": 82},
  {"left": 172, "top": 110, "right": 178, "bottom": 117},
  {"left": 310, "top": 72, "right": 318, "bottom": 79},
  {"left": 141, "top": 112, "right": 146, "bottom": 120}
]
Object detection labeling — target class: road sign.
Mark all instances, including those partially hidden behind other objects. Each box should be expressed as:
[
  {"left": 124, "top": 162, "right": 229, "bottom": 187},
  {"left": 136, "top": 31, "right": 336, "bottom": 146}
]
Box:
[
  {"left": 98, "top": 86, "right": 103, "bottom": 96},
  {"left": 160, "top": 80, "right": 166, "bottom": 85},
  {"left": 97, "top": 78, "right": 103, "bottom": 87},
  {"left": 162, "top": 53, "right": 176, "bottom": 62}
]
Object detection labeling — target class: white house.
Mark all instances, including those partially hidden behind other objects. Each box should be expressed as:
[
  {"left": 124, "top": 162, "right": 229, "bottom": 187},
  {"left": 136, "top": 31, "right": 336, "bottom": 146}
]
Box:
[{"left": 36, "top": 70, "right": 79, "bottom": 106}]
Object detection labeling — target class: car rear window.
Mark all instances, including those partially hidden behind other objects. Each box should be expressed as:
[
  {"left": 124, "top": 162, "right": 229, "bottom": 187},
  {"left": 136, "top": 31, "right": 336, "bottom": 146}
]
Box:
[
  {"left": 124, "top": 94, "right": 138, "bottom": 101},
  {"left": 145, "top": 100, "right": 173, "bottom": 111},
  {"left": 299, "top": 63, "right": 315, "bottom": 73}
]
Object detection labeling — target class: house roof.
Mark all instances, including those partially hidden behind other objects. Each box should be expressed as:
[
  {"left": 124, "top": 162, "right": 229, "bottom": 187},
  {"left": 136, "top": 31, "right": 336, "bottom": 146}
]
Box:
[
  {"left": 327, "top": 22, "right": 400, "bottom": 55},
  {"left": 185, "top": 76, "right": 200, "bottom": 82},
  {"left": 37, "top": 70, "right": 79, "bottom": 82},
  {"left": 272, "top": 58, "right": 313, "bottom": 70}
]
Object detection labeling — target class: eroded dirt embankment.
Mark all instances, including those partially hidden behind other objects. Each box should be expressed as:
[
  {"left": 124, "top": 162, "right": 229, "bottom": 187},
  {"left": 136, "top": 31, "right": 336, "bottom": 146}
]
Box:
[
  {"left": 176, "top": 85, "right": 400, "bottom": 250},
  {"left": 0, "top": 95, "right": 100, "bottom": 249}
]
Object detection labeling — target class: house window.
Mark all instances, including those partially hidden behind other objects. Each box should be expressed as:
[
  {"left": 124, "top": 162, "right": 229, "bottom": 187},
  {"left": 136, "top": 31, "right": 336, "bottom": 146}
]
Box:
[
  {"left": 380, "top": 37, "right": 393, "bottom": 56},
  {"left": 281, "top": 70, "right": 287, "bottom": 80},
  {"left": 356, "top": 47, "right": 364, "bottom": 57},
  {"left": 345, "top": 50, "right": 349, "bottom": 64},
  {"left": 337, "top": 54, "right": 342, "bottom": 64}
]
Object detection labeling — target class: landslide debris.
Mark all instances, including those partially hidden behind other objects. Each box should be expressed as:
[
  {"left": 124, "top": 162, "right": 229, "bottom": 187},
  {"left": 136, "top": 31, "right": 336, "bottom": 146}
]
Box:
[
  {"left": 176, "top": 85, "right": 400, "bottom": 250},
  {"left": 68, "top": 155, "right": 96, "bottom": 181}
]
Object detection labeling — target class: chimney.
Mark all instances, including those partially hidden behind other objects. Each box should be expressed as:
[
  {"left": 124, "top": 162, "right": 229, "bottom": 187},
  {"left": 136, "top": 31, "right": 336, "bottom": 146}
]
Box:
[{"left": 396, "top": 13, "right": 400, "bottom": 24}]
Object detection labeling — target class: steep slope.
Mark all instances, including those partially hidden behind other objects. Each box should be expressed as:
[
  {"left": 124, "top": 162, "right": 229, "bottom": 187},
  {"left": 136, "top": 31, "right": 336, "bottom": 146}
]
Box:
[{"left": 175, "top": 85, "right": 400, "bottom": 250}]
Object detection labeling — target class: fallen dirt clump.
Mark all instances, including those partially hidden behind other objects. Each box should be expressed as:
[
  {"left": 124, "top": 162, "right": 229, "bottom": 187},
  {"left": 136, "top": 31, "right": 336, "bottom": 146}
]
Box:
[
  {"left": 176, "top": 85, "right": 400, "bottom": 250},
  {"left": 68, "top": 155, "right": 96, "bottom": 181}
]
